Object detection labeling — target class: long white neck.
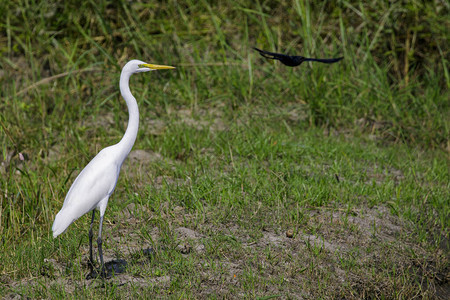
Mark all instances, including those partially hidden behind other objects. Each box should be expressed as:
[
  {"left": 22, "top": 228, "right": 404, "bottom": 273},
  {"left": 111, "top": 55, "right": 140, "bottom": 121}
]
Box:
[{"left": 117, "top": 69, "right": 139, "bottom": 162}]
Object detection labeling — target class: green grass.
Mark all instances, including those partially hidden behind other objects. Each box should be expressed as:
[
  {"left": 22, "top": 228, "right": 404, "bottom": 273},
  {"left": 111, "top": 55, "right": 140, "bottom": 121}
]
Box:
[{"left": 1, "top": 0, "right": 449, "bottom": 298}]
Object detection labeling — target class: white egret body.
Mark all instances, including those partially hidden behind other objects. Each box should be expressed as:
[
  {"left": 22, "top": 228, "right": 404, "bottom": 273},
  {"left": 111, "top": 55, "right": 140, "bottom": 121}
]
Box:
[{"left": 52, "top": 60, "right": 174, "bottom": 277}]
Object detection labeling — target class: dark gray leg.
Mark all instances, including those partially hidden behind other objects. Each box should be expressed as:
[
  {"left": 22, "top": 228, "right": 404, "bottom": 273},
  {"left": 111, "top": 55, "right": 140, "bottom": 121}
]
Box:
[
  {"left": 88, "top": 210, "right": 95, "bottom": 273},
  {"left": 97, "top": 214, "right": 107, "bottom": 278}
]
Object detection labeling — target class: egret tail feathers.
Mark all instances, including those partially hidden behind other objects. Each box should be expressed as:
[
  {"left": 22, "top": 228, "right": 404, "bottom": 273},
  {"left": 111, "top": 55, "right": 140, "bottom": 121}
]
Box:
[{"left": 52, "top": 209, "right": 76, "bottom": 238}]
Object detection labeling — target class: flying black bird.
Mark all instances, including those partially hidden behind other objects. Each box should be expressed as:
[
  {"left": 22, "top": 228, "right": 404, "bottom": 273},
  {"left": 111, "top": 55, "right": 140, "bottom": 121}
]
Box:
[{"left": 254, "top": 47, "right": 343, "bottom": 67}]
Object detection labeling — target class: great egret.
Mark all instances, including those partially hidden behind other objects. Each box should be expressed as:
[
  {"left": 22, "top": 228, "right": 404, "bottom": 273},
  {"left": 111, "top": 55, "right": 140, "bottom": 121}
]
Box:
[
  {"left": 52, "top": 59, "right": 175, "bottom": 278},
  {"left": 254, "top": 47, "right": 343, "bottom": 67}
]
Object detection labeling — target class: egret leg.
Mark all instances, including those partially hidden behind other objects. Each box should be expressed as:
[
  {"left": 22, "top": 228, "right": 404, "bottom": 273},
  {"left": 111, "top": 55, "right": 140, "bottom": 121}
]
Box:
[
  {"left": 88, "top": 210, "right": 95, "bottom": 273},
  {"left": 97, "top": 214, "right": 107, "bottom": 278}
]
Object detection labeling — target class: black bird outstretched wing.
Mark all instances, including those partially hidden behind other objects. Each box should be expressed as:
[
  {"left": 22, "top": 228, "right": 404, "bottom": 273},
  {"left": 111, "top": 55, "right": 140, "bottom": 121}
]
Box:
[
  {"left": 253, "top": 47, "right": 288, "bottom": 60},
  {"left": 254, "top": 47, "right": 343, "bottom": 67},
  {"left": 254, "top": 47, "right": 302, "bottom": 66},
  {"left": 303, "top": 57, "right": 343, "bottom": 64}
]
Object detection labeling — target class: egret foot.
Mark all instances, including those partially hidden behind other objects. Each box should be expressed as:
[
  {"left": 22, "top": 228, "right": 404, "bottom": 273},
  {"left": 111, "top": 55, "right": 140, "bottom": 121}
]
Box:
[
  {"left": 86, "top": 259, "right": 128, "bottom": 279},
  {"left": 86, "top": 266, "right": 108, "bottom": 280}
]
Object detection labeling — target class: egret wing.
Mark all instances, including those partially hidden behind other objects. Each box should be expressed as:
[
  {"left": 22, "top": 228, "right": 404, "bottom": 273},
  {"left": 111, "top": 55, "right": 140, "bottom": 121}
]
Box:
[{"left": 59, "top": 148, "right": 120, "bottom": 220}]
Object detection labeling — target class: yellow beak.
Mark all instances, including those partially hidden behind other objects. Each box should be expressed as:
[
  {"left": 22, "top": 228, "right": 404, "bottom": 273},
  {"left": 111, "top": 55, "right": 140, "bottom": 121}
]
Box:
[{"left": 139, "top": 63, "right": 175, "bottom": 70}]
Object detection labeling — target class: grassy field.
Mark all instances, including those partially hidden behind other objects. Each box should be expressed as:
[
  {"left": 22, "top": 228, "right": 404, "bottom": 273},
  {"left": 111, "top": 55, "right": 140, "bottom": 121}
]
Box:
[{"left": 1, "top": 0, "right": 449, "bottom": 298}]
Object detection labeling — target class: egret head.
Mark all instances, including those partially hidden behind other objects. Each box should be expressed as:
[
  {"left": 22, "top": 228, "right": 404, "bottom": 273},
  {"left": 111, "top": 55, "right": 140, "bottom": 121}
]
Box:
[{"left": 124, "top": 59, "right": 175, "bottom": 74}]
